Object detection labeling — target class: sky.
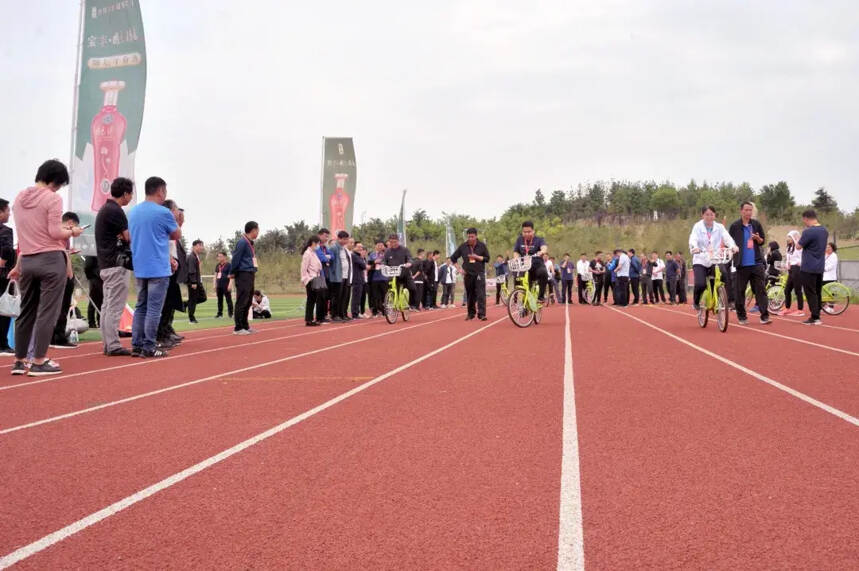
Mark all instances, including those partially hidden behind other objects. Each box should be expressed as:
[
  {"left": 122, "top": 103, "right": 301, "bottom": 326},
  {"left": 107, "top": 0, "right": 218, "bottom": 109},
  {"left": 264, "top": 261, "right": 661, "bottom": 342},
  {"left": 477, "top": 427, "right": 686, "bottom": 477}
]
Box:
[{"left": 1, "top": 0, "right": 857, "bottom": 243}]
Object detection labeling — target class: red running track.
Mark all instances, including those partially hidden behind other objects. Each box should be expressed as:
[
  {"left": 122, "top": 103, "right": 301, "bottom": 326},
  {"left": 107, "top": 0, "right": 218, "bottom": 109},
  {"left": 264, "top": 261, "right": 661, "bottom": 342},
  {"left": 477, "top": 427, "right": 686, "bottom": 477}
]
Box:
[{"left": 0, "top": 301, "right": 857, "bottom": 569}]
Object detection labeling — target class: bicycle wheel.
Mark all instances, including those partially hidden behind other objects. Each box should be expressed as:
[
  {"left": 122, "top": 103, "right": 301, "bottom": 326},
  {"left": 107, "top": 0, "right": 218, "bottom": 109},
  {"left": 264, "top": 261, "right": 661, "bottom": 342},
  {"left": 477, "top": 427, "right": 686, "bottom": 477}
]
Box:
[
  {"left": 384, "top": 290, "right": 398, "bottom": 324},
  {"left": 401, "top": 288, "right": 411, "bottom": 321},
  {"left": 717, "top": 285, "right": 729, "bottom": 332},
  {"left": 822, "top": 282, "right": 851, "bottom": 316},
  {"left": 697, "top": 290, "right": 710, "bottom": 328},
  {"left": 500, "top": 287, "right": 509, "bottom": 306},
  {"left": 584, "top": 285, "right": 594, "bottom": 305},
  {"left": 767, "top": 285, "right": 785, "bottom": 313},
  {"left": 507, "top": 288, "right": 535, "bottom": 328}
]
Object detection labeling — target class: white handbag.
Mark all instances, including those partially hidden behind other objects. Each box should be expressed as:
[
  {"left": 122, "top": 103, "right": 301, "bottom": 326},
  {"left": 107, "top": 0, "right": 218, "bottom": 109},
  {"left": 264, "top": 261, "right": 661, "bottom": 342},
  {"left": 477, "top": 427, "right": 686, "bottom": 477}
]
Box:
[
  {"left": 65, "top": 308, "right": 89, "bottom": 336},
  {"left": 0, "top": 280, "right": 21, "bottom": 317}
]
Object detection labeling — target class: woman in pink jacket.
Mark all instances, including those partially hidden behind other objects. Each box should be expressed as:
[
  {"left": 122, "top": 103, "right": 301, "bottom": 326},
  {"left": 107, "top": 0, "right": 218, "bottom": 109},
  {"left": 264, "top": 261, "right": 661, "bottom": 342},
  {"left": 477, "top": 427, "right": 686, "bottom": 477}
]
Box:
[
  {"left": 300, "top": 235, "right": 323, "bottom": 327},
  {"left": 8, "top": 160, "right": 83, "bottom": 376}
]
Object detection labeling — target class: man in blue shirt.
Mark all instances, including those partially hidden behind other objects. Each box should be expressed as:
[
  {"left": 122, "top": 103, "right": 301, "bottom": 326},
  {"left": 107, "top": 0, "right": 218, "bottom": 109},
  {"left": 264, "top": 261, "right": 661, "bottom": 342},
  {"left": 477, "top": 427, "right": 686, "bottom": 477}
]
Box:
[
  {"left": 729, "top": 201, "right": 771, "bottom": 325},
  {"left": 797, "top": 209, "right": 829, "bottom": 325},
  {"left": 230, "top": 221, "right": 260, "bottom": 334},
  {"left": 127, "top": 177, "right": 181, "bottom": 357}
]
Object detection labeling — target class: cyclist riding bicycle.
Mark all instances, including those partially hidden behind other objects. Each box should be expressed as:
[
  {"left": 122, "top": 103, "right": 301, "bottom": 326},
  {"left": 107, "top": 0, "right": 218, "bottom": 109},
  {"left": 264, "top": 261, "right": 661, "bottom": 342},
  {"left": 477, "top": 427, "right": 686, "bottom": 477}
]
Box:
[
  {"left": 688, "top": 205, "right": 738, "bottom": 311},
  {"left": 512, "top": 220, "right": 549, "bottom": 302},
  {"left": 382, "top": 233, "right": 417, "bottom": 304}
]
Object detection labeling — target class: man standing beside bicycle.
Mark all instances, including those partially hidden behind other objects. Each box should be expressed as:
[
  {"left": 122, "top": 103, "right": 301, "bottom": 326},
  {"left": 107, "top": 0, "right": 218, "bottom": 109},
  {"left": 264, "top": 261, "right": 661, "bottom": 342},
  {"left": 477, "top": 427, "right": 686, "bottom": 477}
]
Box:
[
  {"left": 450, "top": 227, "right": 491, "bottom": 321},
  {"left": 381, "top": 233, "right": 418, "bottom": 308},
  {"left": 512, "top": 221, "right": 549, "bottom": 302},
  {"left": 728, "top": 201, "right": 772, "bottom": 325},
  {"left": 689, "top": 205, "right": 738, "bottom": 311}
]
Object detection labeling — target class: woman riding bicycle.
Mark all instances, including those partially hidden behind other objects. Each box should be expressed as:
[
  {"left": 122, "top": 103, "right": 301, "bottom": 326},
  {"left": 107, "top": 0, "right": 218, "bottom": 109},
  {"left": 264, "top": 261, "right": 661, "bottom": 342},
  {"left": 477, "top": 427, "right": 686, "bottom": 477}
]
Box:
[{"left": 688, "top": 205, "right": 738, "bottom": 311}]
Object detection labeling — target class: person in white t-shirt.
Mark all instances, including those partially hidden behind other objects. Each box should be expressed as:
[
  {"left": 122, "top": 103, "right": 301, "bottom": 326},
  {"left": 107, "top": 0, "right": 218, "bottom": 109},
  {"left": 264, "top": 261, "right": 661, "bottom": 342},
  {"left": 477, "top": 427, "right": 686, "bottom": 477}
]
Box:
[
  {"left": 252, "top": 290, "right": 271, "bottom": 319},
  {"left": 823, "top": 242, "right": 838, "bottom": 284},
  {"left": 650, "top": 252, "right": 667, "bottom": 303}
]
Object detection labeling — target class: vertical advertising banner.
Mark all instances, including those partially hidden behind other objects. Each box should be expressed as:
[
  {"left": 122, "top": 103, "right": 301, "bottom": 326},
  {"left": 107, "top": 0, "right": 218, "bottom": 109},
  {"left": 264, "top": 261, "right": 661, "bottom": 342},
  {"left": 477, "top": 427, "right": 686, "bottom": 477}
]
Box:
[
  {"left": 320, "top": 138, "right": 357, "bottom": 235},
  {"left": 445, "top": 219, "right": 456, "bottom": 259},
  {"left": 397, "top": 189, "right": 407, "bottom": 246},
  {"left": 69, "top": 0, "right": 147, "bottom": 254}
]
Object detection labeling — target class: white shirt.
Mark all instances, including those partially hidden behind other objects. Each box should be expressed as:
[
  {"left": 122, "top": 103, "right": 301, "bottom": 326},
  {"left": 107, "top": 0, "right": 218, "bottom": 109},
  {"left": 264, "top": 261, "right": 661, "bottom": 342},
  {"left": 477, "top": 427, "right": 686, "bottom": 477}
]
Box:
[
  {"left": 545, "top": 259, "right": 555, "bottom": 279},
  {"left": 786, "top": 246, "right": 802, "bottom": 267},
  {"left": 824, "top": 253, "right": 838, "bottom": 281},
  {"left": 443, "top": 265, "right": 457, "bottom": 284},
  {"left": 688, "top": 220, "right": 737, "bottom": 267},
  {"left": 652, "top": 258, "right": 665, "bottom": 280},
  {"left": 616, "top": 253, "right": 630, "bottom": 277},
  {"left": 253, "top": 295, "right": 270, "bottom": 312},
  {"left": 339, "top": 247, "right": 352, "bottom": 282},
  {"left": 576, "top": 260, "right": 591, "bottom": 280}
]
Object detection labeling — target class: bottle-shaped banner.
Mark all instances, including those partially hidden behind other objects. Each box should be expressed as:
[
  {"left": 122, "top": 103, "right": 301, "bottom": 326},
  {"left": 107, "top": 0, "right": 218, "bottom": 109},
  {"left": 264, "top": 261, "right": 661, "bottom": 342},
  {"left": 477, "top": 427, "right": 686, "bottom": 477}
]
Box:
[
  {"left": 90, "top": 80, "right": 127, "bottom": 212},
  {"left": 329, "top": 173, "right": 350, "bottom": 233}
]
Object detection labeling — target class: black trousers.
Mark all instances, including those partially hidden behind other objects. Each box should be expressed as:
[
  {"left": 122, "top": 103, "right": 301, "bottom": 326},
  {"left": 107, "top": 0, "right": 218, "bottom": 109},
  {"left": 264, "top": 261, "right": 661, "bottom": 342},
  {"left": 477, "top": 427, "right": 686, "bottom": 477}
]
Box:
[
  {"left": 464, "top": 273, "right": 486, "bottom": 318},
  {"left": 234, "top": 271, "right": 255, "bottom": 331},
  {"left": 601, "top": 273, "right": 612, "bottom": 302},
  {"left": 413, "top": 282, "right": 424, "bottom": 309},
  {"left": 721, "top": 265, "right": 735, "bottom": 303},
  {"left": 337, "top": 279, "right": 351, "bottom": 318},
  {"left": 425, "top": 281, "right": 438, "bottom": 308},
  {"left": 371, "top": 281, "right": 387, "bottom": 315},
  {"left": 692, "top": 264, "right": 716, "bottom": 306},
  {"left": 51, "top": 278, "right": 75, "bottom": 344},
  {"left": 630, "top": 277, "right": 640, "bottom": 304},
  {"left": 495, "top": 277, "right": 505, "bottom": 304},
  {"left": 592, "top": 276, "right": 603, "bottom": 305},
  {"left": 652, "top": 279, "right": 666, "bottom": 303},
  {"left": 328, "top": 281, "right": 342, "bottom": 318},
  {"left": 666, "top": 278, "right": 677, "bottom": 303},
  {"left": 735, "top": 264, "right": 769, "bottom": 319},
  {"left": 351, "top": 282, "right": 367, "bottom": 317},
  {"left": 616, "top": 277, "right": 629, "bottom": 306},
  {"left": 528, "top": 263, "right": 549, "bottom": 300},
  {"left": 801, "top": 271, "right": 823, "bottom": 320},
  {"left": 305, "top": 284, "right": 318, "bottom": 323},
  {"left": 253, "top": 309, "right": 272, "bottom": 319},
  {"left": 216, "top": 285, "right": 233, "bottom": 317},
  {"left": 0, "top": 276, "right": 11, "bottom": 347},
  {"left": 677, "top": 275, "right": 688, "bottom": 303},
  {"left": 785, "top": 266, "right": 804, "bottom": 310},
  {"left": 441, "top": 283, "right": 455, "bottom": 305},
  {"left": 573, "top": 278, "right": 583, "bottom": 303},
  {"left": 87, "top": 275, "right": 103, "bottom": 328},
  {"left": 186, "top": 284, "right": 200, "bottom": 320}
]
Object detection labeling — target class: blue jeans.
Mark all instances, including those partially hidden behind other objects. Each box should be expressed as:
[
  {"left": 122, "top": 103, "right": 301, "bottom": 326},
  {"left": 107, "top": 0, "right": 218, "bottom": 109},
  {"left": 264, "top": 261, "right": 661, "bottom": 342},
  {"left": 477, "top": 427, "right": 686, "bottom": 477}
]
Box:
[{"left": 132, "top": 277, "right": 170, "bottom": 352}]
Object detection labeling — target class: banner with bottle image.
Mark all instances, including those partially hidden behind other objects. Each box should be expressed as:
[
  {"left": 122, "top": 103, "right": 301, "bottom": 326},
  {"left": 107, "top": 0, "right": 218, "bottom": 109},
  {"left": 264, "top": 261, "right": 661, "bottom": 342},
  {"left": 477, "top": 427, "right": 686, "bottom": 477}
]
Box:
[
  {"left": 320, "top": 137, "right": 357, "bottom": 235},
  {"left": 69, "top": 0, "right": 147, "bottom": 254}
]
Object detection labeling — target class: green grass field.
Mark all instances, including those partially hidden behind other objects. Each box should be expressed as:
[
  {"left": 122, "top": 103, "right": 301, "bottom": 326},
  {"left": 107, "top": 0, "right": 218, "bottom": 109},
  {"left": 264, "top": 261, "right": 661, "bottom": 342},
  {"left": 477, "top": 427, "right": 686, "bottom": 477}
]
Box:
[{"left": 74, "top": 295, "right": 309, "bottom": 342}]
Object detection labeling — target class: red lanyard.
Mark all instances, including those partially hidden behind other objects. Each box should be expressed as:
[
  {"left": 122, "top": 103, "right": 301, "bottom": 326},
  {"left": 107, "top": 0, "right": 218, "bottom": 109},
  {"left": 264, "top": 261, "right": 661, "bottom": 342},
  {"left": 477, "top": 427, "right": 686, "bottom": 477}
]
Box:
[{"left": 523, "top": 236, "right": 532, "bottom": 255}]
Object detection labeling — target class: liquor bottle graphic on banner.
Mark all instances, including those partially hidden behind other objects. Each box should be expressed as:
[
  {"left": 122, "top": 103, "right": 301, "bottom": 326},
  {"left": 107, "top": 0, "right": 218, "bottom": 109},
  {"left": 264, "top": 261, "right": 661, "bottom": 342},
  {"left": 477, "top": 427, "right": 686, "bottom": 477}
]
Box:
[
  {"left": 329, "top": 173, "right": 350, "bottom": 233},
  {"left": 90, "top": 80, "right": 127, "bottom": 212}
]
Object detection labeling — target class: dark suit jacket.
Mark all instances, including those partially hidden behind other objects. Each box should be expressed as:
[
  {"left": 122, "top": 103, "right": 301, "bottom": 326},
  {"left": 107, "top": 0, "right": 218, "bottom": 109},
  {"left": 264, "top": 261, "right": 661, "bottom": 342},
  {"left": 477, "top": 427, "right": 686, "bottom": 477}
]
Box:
[
  {"left": 186, "top": 251, "right": 202, "bottom": 285},
  {"left": 175, "top": 240, "right": 188, "bottom": 284},
  {"left": 729, "top": 219, "right": 766, "bottom": 268},
  {"left": 351, "top": 252, "right": 367, "bottom": 285},
  {"left": 0, "top": 224, "right": 15, "bottom": 278}
]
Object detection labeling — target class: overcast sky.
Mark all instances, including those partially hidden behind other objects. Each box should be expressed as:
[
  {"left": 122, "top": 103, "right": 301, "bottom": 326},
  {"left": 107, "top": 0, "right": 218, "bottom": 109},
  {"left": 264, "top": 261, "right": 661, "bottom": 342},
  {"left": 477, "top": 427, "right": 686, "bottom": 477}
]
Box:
[{"left": 1, "top": 0, "right": 857, "bottom": 242}]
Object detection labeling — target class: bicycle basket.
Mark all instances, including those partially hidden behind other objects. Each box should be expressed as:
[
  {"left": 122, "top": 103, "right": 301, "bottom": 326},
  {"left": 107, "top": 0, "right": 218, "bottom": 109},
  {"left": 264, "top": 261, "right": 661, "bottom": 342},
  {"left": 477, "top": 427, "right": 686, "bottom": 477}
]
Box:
[
  {"left": 774, "top": 261, "right": 788, "bottom": 271},
  {"left": 380, "top": 265, "right": 402, "bottom": 278},
  {"left": 707, "top": 249, "right": 733, "bottom": 264},
  {"left": 507, "top": 256, "right": 532, "bottom": 272}
]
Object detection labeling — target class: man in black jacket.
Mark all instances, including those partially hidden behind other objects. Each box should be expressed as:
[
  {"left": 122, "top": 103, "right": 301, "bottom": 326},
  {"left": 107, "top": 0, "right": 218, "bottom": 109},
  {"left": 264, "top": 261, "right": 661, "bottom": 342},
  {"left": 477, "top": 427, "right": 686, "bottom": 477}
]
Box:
[
  {"left": 450, "top": 227, "right": 490, "bottom": 321},
  {"left": 0, "top": 199, "right": 15, "bottom": 355},
  {"left": 350, "top": 242, "right": 367, "bottom": 318},
  {"left": 411, "top": 249, "right": 426, "bottom": 310},
  {"left": 382, "top": 234, "right": 418, "bottom": 307},
  {"left": 729, "top": 201, "right": 771, "bottom": 325},
  {"left": 186, "top": 239, "right": 204, "bottom": 323},
  {"left": 157, "top": 202, "right": 187, "bottom": 346},
  {"left": 424, "top": 250, "right": 440, "bottom": 309}
]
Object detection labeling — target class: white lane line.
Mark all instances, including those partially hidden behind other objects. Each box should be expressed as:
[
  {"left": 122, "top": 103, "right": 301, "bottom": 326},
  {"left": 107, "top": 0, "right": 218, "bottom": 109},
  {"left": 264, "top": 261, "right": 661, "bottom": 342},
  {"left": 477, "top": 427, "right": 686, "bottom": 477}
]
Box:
[
  {"left": 0, "top": 318, "right": 503, "bottom": 569},
  {"left": 557, "top": 305, "right": 585, "bottom": 571},
  {"left": 608, "top": 307, "right": 859, "bottom": 428},
  {"left": 0, "top": 315, "right": 379, "bottom": 392},
  {"left": 771, "top": 315, "right": 859, "bottom": 334},
  {"left": 647, "top": 305, "right": 859, "bottom": 359},
  {"left": 0, "top": 311, "right": 472, "bottom": 435}
]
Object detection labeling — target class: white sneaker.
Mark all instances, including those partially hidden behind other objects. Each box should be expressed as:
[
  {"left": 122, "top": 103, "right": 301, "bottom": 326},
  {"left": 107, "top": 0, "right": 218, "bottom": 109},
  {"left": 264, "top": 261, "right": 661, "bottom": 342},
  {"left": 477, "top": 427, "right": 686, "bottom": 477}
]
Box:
[{"left": 233, "top": 329, "right": 251, "bottom": 336}]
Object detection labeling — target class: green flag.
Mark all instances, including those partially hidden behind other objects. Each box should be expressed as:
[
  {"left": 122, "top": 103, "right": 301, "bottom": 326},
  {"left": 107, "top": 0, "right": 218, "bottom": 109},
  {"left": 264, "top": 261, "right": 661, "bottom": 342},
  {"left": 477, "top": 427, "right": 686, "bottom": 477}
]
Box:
[{"left": 69, "top": 0, "right": 147, "bottom": 254}]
